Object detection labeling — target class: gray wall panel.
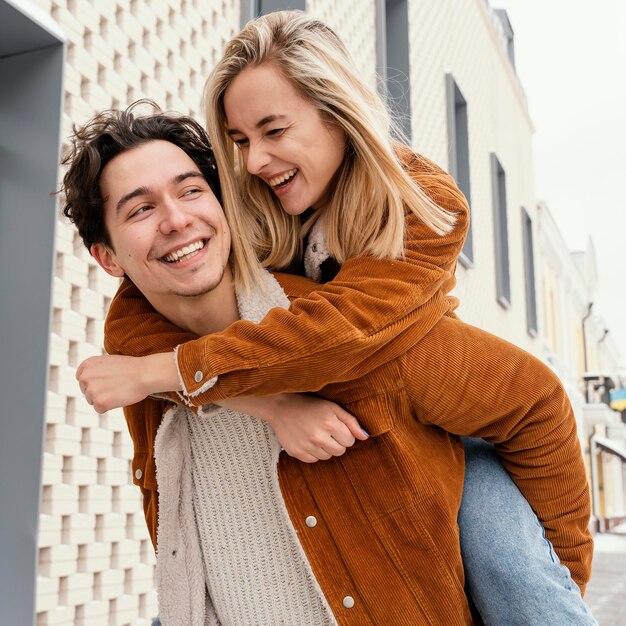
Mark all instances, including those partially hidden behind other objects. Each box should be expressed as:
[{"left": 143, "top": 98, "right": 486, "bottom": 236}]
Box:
[{"left": 0, "top": 3, "right": 64, "bottom": 622}]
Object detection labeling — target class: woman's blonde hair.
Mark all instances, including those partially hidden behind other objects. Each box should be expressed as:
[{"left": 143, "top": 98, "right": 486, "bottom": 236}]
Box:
[{"left": 204, "top": 10, "right": 455, "bottom": 291}]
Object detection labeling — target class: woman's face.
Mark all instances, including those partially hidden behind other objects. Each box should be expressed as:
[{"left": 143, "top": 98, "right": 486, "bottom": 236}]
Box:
[{"left": 223, "top": 63, "right": 347, "bottom": 216}]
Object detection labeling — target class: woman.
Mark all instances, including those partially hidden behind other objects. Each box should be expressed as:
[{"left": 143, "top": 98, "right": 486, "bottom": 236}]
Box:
[{"left": 85, "top": 11, "right": 595, "bottom": 624}]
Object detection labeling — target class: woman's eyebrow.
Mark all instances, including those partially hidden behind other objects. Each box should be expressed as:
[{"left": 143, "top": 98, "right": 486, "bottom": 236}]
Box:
[{"left": 227, "top": 114, "right": 288, "bottom": 135}]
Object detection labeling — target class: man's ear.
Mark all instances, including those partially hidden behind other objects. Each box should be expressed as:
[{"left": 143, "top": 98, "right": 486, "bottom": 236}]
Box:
[{"left": 91, "top": 243, "right": 125, "bottom": 278}]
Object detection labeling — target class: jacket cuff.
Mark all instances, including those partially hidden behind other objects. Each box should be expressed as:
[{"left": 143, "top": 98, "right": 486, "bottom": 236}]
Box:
[{"left": 175, "top": 343, "right": 218, "bottom": 398}]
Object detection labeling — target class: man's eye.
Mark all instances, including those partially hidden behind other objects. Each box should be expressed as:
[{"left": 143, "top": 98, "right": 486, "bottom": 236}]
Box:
[
  {"left": 184, "top": 188, "right": 202, "bottom": 196},
  {"left": 129, "top": 205, "right": 151, "bottom": 218}
]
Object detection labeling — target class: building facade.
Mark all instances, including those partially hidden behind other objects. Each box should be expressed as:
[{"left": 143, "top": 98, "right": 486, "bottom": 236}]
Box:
[
  {"left": 536, "top": 202, "right": 626, "bottom": 530},
  {"left": 2, "top": 0, "right": 622, "bottom": 624}
]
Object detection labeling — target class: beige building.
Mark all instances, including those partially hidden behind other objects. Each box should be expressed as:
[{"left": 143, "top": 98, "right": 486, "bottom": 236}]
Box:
[
  {"left": 409, "top": 5, "right": 541, "bottom": 357},
  {"left": 1, "top": 0, "right": 622, "bottom": 624},
  {"left": 536, "top": 202, "right": 626, "bottom": 530}
]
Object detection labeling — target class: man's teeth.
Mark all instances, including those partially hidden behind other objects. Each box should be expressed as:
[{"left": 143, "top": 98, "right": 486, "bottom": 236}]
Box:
[
  {"left": 163, "top": 240, "right": 205, "bottom": 263},
  {"left": 269, "top": 168, "right": 298, "bottom": 187}
]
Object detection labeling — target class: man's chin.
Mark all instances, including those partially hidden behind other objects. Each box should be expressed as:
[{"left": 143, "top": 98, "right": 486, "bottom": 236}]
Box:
[
  {"left": 168, "top": 274, "right": 226, "bottom": 299},
  {"left": 168, "top": 286, "right": 217, "bottom": 299}
]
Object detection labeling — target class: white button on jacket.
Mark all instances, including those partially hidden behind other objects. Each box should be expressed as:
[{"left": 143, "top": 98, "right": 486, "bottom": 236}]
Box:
[{"left": 342, "top": 596, "right": 355, "bottom": 609}]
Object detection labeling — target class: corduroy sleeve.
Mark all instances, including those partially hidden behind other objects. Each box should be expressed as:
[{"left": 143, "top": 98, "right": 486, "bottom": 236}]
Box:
[
  {"left": 400, "top": 316, "right": 593, "bottom": 593},
  {"left": 104, "top": 149, "right": 469, "bottom": 404}
]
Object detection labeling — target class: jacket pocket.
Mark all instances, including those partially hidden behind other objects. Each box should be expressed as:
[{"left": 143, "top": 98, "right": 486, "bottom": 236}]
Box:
[
  {"left": 341, "top": 391, "right": 395, "bottom": 437},
  {"left": 339, "top": 428, "right": 434, "bottom": 520}
]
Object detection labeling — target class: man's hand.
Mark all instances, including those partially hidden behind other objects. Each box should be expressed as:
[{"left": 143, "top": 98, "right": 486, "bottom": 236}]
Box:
[
  {"left": 76, "top": 352, "right": 180, "bottom": 413},
  {"left": 219, "top": 394, "right": 368, "bottom": 463}
]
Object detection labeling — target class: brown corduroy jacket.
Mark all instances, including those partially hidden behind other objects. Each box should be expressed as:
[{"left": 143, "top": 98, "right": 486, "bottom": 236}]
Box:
[
  {"left": 103, "top": 150, "right": 592, "bottom": 623},
  {"left": 106, "top": 274, "right": 592, "bottom": 625}
]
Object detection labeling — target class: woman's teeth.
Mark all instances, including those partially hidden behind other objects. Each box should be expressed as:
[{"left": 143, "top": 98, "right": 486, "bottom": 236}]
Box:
[
  {"left": 163, "top": 240, "right": 205, "bottom": 263},
  {"left": 269, "top": 168, "right": 298, "bottom": 187}
]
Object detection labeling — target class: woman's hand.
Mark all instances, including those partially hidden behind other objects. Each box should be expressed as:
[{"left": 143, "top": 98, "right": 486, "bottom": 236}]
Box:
[
  {"left": 76, "top": 352, "right": 180, "bottom": 413},
  {"left": 218, "top": 394, "right": 368, "bottom": 463}
]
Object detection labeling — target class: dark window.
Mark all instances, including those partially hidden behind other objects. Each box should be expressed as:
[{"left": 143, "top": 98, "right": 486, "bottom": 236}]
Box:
[
  {"left": 491, "top": 153, "right": 511, "bottom": 308},
  {"left": 521, "top": 207, "right": 538, "bottom": 335},
  {"left": 445, "top": 74, "right": 473, "bottom": 266},
  {"left": 241, "top": 0, "right": 305, "bottom": 25},
  {"left": 377, "top": 0, "right": 411, "bottom": 141}
]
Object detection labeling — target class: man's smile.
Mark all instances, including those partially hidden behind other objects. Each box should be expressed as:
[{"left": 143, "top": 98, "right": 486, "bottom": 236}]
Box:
[{"left": 161, "top": 238, "right": 207, "bottom": 264}]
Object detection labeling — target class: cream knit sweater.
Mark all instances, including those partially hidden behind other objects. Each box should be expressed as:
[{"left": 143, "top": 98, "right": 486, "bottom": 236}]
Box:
[{"left": 154, "top": 268, "right": 336, "bottom": 626}]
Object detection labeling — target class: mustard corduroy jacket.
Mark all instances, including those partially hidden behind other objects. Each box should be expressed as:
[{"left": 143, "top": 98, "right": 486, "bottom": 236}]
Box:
[
  {"left": 103, "top": 150, "right": 592, "bottom": 623},
  {"left": 106, "top": 275, "right": 592, "bottom": 625}
]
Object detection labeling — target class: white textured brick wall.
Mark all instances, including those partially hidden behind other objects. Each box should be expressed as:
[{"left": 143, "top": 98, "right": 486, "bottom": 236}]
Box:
[
  {"left": 33, "top": 1, "right": 239, "bottom": 624},
  {"left": 307, "top": 0, "right": 378, "bottom": 91},
  {"left": 408, "top": 0, "right": 539, "bottom": 354}
]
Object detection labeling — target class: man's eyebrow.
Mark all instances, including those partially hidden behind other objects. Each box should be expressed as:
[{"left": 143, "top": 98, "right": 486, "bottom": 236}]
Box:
[
  {"left": 227, "top": 114, "right": 287, "bottom": 136},
  {"left": 115, "top": 186, "right": 150, "bottom": 216},
  {"left": 172, "top": 170, "right": 205, "bottom": 185},
  {"left": 114, "top": 171, "right": 205, "bottom": 216}
]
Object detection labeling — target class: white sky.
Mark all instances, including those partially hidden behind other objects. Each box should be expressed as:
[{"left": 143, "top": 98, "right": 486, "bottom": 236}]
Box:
[{"left": 493, "top": 0, "right": 626, "bottom": 366}]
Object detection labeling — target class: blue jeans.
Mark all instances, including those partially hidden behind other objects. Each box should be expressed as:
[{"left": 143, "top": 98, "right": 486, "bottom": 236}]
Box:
[{"left": 460, "top": 438, "right": 597, "bottom": 625}]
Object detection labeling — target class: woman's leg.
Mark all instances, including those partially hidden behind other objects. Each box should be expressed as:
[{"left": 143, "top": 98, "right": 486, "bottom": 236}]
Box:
[{"left": 460, "top": 438, "right": 597, "bottom": 626}]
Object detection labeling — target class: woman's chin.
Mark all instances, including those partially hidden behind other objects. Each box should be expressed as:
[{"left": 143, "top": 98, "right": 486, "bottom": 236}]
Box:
[{"left": 279, "top": 201, "right": 310, "bottom": 216}]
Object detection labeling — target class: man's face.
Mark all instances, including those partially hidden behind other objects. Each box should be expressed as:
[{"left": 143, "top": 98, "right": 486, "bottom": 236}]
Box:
[{"left": 92, "top": 140, "right": 231, "bottom": 307}]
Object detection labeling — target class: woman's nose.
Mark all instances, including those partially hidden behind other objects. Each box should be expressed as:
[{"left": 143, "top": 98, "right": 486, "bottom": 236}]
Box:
[{"left": 245, "top": 141, "right": 271, "bottom": 176}]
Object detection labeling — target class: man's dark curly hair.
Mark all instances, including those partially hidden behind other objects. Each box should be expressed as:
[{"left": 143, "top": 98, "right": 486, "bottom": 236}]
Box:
[{"left": 61, "top": 100, "right": 221, "bottom": 250}]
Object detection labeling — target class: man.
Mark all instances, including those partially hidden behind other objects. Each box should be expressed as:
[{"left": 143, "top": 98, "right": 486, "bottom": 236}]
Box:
[{"left": 63, "top": 104, "right": 595, "bottom": 625}]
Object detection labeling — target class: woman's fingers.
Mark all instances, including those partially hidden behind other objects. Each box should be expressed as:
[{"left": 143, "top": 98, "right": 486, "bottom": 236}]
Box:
[{"left": 333, "top": 406, "right": 369, "bottom": 441}]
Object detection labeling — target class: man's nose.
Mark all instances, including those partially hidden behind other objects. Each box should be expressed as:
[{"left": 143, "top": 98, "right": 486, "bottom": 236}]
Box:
[{"left": 159, "top": 200, "right": 192, "bottom": 233}]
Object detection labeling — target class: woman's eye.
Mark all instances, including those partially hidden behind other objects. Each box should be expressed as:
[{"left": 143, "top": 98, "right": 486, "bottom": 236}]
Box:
[
  {"left": 184, "top": 188, "right": 201, "bottom": 196},
  {"left": 233, "top": 138, "right": 249, "bottom": 148},
  {"left": 266, "top": 128, "right": 285, "bottom": 138}
]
